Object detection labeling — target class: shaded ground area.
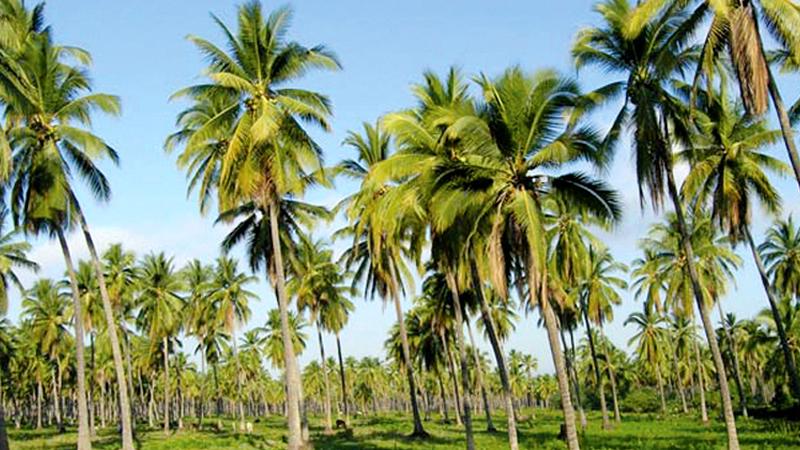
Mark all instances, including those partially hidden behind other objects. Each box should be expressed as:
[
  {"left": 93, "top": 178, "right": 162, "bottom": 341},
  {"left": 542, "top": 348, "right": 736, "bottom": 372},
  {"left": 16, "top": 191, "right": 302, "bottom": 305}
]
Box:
[{"left": 9, "top": 410, "right": 800, "bottom": 449}]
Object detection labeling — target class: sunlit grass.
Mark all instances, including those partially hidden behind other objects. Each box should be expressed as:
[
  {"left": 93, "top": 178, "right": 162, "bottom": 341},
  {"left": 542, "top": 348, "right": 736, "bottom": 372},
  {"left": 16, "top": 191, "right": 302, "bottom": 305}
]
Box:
[{"left": 9, "top": 409, "right": 800, "bottom": 449}]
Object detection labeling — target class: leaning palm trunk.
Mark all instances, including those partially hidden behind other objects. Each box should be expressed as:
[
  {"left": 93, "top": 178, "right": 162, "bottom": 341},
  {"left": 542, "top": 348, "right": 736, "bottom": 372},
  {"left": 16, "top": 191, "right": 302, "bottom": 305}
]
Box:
[
  {"left": 566, "top": 328, "right": 587, "bottom": 429},
  {"left": 467, "top": 321, "right": 496, "bottom": 432},
  {"left": 267, "top": 202, "right": 303, "bottom": 449},
  {"left": 762, "top": 40, "right": 800, "bottom": 191},
  {"left": 389, "top": 280, "right": 427, "bottom": 437},
  {"left": 530, "top": 266, "right": 579, "bottom": 450},
  {"left": 233, "top": 328, "right": 245, "bottom": 429},
  {"left": 665, "top": 168, "right": 739, "bottom": 449},
  {"left": 655, "top": 362, "right": 667, "bottom": 414},
  {"left": 672, "top": 348, "right": 689, "bottom": 414},
  {"left": 442, "top": 334, "right": 463, "bottom": 427},
  {"left": 716, "top": 300, "right": 748, "bottom": 418},
  {"left": 56, "top": 227, "right": 92, "bottom": 450},
  {"left": 335, "top": 334, "right": 349, "bottom": 422},
  {"left": 581, "top": 301, "right": 610, "bottom": 430},
  {"left": 163, "top": 337, "right": 170, "bottom": 435},
  {"left": 51, "top": 368, "right": 62, "bottom": 432},
  {"left": 599, "top": 324, "right": 621, "bottom": 423},
  {"left": 472, "top": 264, "right": 518, "bottom": 449},
  {"left": 446, "top": 272, "right": 475, "bottom": 450},
  {"left": 316, "top": 321, "right": 333, "bottom": 434},
  {"left": 745, "top": 228, "right": 800, "bottom": 399},
  {"left": 75, "top": 207, "right": 135, "bottom": 449}
]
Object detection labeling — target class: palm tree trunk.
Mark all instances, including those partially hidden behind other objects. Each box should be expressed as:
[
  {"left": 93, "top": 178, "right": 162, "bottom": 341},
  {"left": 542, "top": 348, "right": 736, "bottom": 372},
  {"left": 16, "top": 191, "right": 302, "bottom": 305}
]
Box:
[
  {"left": 389, "top": 273, "right": 427, "bottom": 438},
  {"left": 466, "top": 320, "right": 496, "bottom": 432},
  {"left": 672, "top": 347, "right": 689, "bottom": 414},
  {"left": 567, "top": 328, "right": 587, "bottom": 429},
  {"left": 56, "top": 227, "right": 92, "bottom": 450},
  {"left": 36, "top": 376, "right": 42, "bottom": 429},
  {"left": 655, "top": 362, "right": 667, "bottom": 414},
  {"left": 89, "top": 334, "right": 96, "bottom": 436},
  {"left": 598, "top": 324, "right": 621, "bottom": 423},
  {"left": 581, "top": 300, "right": 609, "bottom": 430},
  {"left": 232, "top": 327, "right": 244, "bottom": 430},
  {"left": 438, "top": 374, "right": 450, "bottom": 422},
  {"left": 267, "top": 202, "right": 303, "bottom": 449},
  {"left": 471, "top": 263, "right": 518, "bottom": 449},
  {"left": 163, "top": 337, "right": 170, "bottom": 435},
  {"left": 74, "top": 207, "right": 135, "bottom": 449},
  {"left": 335, "top": 333, "right": 349, "bottom": 422},
  {"left": 446, "top": 272, "right": 475, "bottom": 450},
  {"left": 665, "top": 167, "right": 739, "bottom": 449},
  {"left": 693, "top": 337, "right": 709, "bottom": 424},
  {"left": 442, "top": 332, "right": 463, "bottom": 426},
  {"left": 745, "top": 227, "right": 800, "bottom": 399},
  {"left": 316, "top": 321, "right": 333, "bottom": 434},
  {"left": 716, "top": 299, "right": 748, "bottom": 418},
  {"left": 530, "top": 266, "right": 579, "bottom": 450},
  {"left": 764, "top": 49, "right": 800, "bottom": 190},
  {"left": 0, "top": 374, "right": 8, "bottom": 450},
  {"left": 123, "top": 334, "right": 136, "bottom": 424}
]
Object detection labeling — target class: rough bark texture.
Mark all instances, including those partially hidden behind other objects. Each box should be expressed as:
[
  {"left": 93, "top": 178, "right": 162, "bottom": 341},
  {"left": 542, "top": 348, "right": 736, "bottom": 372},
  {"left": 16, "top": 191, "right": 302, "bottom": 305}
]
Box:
[
  {"left": 446, "top": 272, "right": 475, "bottom": 450},
  {"left": 390, "top": 288, "right": 427, "bottom": 437},
  {"left": 317, "top": 322, "right": 333, "bottom": 434},
  {"left": 57, "top": 228, "right": 92, "bottom": 450},
  {"left": 336, "top": 334, "right": 349, "bottom": 421},
  {"left": 472, "top": 264, "right": 518, "bottom": 450},
  {"left": 666, "top": 169, "right": 739, "bottom": 449},
  {"left": 532, "top": 268, "right": 579, "bottom": 450},
  {"left": 76, "top": 209, "right": 135, "bottom": 449},
  {"left": 268, "top": 203, "right": 303, "bottom": 449}
]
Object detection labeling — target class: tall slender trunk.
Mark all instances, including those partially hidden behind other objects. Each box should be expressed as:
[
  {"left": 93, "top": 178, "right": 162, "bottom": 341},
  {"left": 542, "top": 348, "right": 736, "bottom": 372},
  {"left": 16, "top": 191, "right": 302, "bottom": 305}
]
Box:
[
  {"left": 0, "top": 374, "right": 8, "bottom": 450},
  {"left": 163, "top": 337, "right": 170, "bottom": 435},
  {"left": 446, "top": 272, "right": 475, "bottom": 450},
  {"left": 763, "top": 45, "right": 800, "bottom": 190},
  {"left": 598, "top": 324, "right": 621, "bottom": 423},
  {"left": 232, "top": 327, "right": 244, "bottom": 429},
  {"left": 665, "top": 167, "right": 739, "bottom": 449},
  {"left": 267, "top": 202, "right": 303, "bottom": 449},
  {"left": 316, "top": 321, "right": 333, "bottom": 434},
  {"left": 471, "top": 262, "right": 518, "bottom": 449},
  {"left": 655, "top": 362, "right": 667, "bottom": 414},
  {"left": 442, "top": 331, "right": 462, "bottom": 427},
  {"left": 36, "top": 376, "right": 42, "bottom": 429},
  {"left": 564, "top": 327, "right": 586, "bottom": 429},
  {"left": 438, "top": 374, "right": 450, "bottom": 423},
  {"left": 745, "top": 227, "right": 800, "bottom": 399},
  {"left": 89, "top": 334, "right": 96, "bottom": 436},
  {"left": 335, "top": 334, "right": 349, "bottom": 422},
  {"left": 581, "top": 300, "right": 609, "bottom": 430},
  {"left": 123, "top": 334, "right": 136, "bottom": 424},
  {"left": 716, "top": 299, "right": 748, "bottom": 418},
  {"left": 467, "top": 321, "right": 496, "bottom": 432},
  {"left": 693, "top": 337, "right": 709, "bottom": 424},
  {"left": 74, "top": 206, "right": 135, "bottom": 449},
  {"left": 389, "top": 268, "right": 427, "bottom": 438},
  {"left": 52, "top": 367, "right": 63, "bottom": 433},
  {"left": 56, "top": 227, "right": 92, "bottom": 450},
  {"left": 198, "top": 351, "right": 206, "bottom": 430},
  {"left": 530, "top": 265, "right": 579, "bottom": 450},
  {"left": 0, "top": 371, "right": 8, "bottom": 450},
  {"left": 672, "top": 346, "right": 689, "bottom": 414}
]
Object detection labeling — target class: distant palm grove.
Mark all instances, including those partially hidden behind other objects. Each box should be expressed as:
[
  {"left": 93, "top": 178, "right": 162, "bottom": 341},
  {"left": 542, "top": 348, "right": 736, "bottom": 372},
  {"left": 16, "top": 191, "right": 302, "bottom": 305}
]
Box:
[{"left": 2, "top": 0, "right": 800, "bottom": 449}]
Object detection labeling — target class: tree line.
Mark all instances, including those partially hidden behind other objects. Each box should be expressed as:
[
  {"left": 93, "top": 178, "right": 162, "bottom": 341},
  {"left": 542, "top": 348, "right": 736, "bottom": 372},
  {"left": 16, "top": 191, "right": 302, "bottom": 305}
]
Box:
[{"left": 1, "top": 0, "right": 800, "bottom": 450}]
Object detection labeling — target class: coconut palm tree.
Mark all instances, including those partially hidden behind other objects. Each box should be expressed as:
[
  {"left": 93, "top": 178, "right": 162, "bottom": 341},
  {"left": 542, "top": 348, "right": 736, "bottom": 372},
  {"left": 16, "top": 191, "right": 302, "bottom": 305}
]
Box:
[
  {"left": 573, "top": 2, "right": 740, "bottom": 445},
  {"left": 208, "top": 256, "right": 256, "bottom": 428},
  {"left": 626, "top": 0, "right": 800, "bottom": 191},
  {"left": 626, "top": 305, "right": 669, "bottom": 412},
  {"left": 424, "top": 67, "right": 620, "bottom": 450},
  {"left": 260, "top": 308, "right": 307, "bottom": 370},
  {"left": 581, "top": 247, "right": 627, "bottom": 423},
  {"left": 679, "top": 84, "right": 800, "bottom": 399},
  {"left": 760, "top": 217, "right": 800, "bottom": 303},
  {"left": 135, "top": 252, "right": 185, "bottom": 435},
  {"left": 171, "top": 3, "right": 339, "bottom": 445}
]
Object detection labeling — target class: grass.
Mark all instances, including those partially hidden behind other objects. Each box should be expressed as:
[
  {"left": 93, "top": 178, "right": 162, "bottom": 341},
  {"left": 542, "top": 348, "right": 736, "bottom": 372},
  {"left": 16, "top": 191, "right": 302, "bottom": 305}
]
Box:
[{"left": 8, "top": 410, "right": 800, "bottom": 449}]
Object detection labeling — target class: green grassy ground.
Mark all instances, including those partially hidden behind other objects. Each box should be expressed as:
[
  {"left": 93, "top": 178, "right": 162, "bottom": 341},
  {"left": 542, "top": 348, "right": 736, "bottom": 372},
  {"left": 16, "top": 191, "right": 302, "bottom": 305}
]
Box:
[{"left": 9, "top": 410, "right": 800, "bottom": 449}]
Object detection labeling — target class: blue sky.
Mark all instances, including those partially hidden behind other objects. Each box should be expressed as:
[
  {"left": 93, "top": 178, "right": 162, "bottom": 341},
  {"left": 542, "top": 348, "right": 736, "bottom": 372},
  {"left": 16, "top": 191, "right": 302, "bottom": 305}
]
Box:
[{"left": 7, "top": 0, "right": 800, "bottom": 374}]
